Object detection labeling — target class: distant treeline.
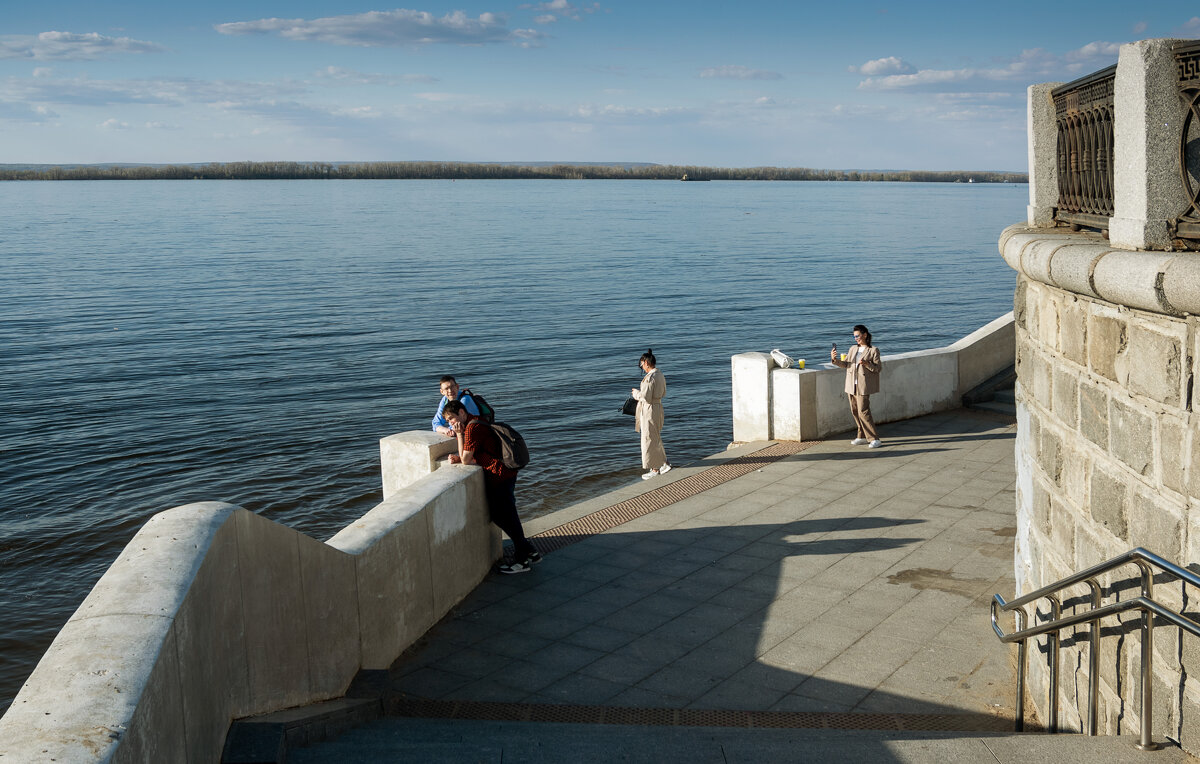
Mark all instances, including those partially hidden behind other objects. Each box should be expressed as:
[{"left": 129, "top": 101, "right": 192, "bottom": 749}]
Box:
[{"left": 0, "top": 161, "right": 1027, "bottom": 183}]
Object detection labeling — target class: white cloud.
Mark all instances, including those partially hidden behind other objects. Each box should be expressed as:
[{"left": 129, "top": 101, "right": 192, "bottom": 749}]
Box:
[
  {"left": 856, "top": 46, "right": 1105, "bottom": 92},
  {"left": 1064, "top": 41, "right": 1121, "bottom": 64},
  {"left": 215, "top": 10, "right": 543, "bottom": 47},
  {"left": 99, "top": 118, "right": 131, "bottom": 130},
  {"left": 1132, "top": 21, "right": 1148, "bottom": 35},
  {"left": 0, "top": 101, "right": 57, "bottom": 121},
  {"left": 315, "top": 66, "right": 437, "bottom": 85},
  {"left": 1181, "top": 17, "right": 1200, "bottom": 35},
  {"left": 145, "top": 121, "right": 181, "bottom": 130},
  {"left": 0, "top": 31, "right": 165, "bottom": 60},
  {"left": 414, "top": 92, "right": 462, "bottom": 102},
  {"left": 535, "top": 15, "right": 557, "bottom": 24},
  {"left": 699, "top": 65, "right": 783, "bottom": 81},
  {"left": 850, "top": 56, "right": 915, "bottom": 76},
  {"left": 4, "top": 74, "right": 304, "bottom": 108},
  {"left": 519, "top": 1, "right": 601, "bottom": 22}
]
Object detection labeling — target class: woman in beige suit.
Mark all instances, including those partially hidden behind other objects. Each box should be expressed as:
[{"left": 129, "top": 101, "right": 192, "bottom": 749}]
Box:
[
  {"left": 831, "top": 324, "right": 882, "bottom": 448},
  {"left": 631, "top": 348, "right": 672, "bottom": 479}
]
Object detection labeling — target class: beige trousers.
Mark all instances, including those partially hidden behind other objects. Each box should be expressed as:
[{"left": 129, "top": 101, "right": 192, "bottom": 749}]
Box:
[{"left": 849, "top": 394, "right": 878, "bottom": 441}]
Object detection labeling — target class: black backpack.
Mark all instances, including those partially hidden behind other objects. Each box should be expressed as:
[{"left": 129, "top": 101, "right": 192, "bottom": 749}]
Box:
[
  {"left": 460, "top": 388, "right": 495, "bottom": 423},
  {"left": 490, "top": 421, "right": 530, "bottom": 470}
]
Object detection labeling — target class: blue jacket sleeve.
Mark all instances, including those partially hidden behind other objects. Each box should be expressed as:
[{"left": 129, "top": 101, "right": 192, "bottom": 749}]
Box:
[{"left": 432, "top": 396, "right": 449, "bottom": 431}]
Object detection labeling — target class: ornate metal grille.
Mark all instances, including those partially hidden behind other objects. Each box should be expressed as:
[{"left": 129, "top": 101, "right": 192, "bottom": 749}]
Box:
[
  {"left": 1174, "top": 40, "right": 1200, "bottom": 242},
  {"left": 1053, "top": 65, "right": 1116, "bottom": 232}
]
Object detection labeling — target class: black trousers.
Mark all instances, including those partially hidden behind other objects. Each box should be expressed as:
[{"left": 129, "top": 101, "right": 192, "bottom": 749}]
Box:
[{"left": 485, "top": 476, "right": 534, "bottom": 558}]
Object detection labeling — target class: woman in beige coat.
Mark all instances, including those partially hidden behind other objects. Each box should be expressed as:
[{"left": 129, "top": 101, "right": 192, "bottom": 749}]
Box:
[
  {"left": 831, "top": 324, "right": 882, "bottom": 448},
  {"left": 631, "top": 348, "right": 672, "bottom": 479}
]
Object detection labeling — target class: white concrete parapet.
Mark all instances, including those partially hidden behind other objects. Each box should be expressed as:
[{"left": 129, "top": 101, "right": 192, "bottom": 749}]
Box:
[
  {"left": 0, "top": 449, "right": 499, "bottom": 763},
  {"left": 732, "top": 314, "right": 1015, "bottom": 442},
  {"left": 380, "top": 430, "right": 458, "bottom": 499},
  {"left": 731, "top": 352, "right": 773, "bottom": 442}
]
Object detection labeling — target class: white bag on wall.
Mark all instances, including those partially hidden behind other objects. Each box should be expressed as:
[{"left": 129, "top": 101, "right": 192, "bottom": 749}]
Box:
[{"left": 770, "top": 349, "right": 795, "bottom": 368}]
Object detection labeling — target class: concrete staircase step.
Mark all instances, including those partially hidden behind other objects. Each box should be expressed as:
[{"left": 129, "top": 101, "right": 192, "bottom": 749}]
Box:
[
  {"left": 285, "top": 717, "right": 1193, "bottom": 763},
  {"left": 993, "top": 388, "right": 1015, "bottom": 404},
  {"left": 969, "top": 399, "right": 1016, "bottom": 416}
]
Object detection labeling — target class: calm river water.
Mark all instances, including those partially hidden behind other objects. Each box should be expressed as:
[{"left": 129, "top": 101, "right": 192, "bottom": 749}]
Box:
[{"left": 0, "top": 179, "right": 1025, "bottom": 712}]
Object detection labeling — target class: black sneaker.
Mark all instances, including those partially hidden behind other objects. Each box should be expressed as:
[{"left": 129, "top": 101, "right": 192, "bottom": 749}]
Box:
[
  {"left": 525, "top": 549, "right": 543, "bottom": 565},
  {"left": 497, "top": 559, "right": 533, "bottom": 574}
]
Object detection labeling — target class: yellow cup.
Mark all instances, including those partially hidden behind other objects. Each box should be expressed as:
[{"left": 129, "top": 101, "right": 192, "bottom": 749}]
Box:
[
  {"left": 840, "top": 353, "right": 847, "bottom": 362},
  {"left": 796, "top": 359, "right": 805, "bottom": 370}
]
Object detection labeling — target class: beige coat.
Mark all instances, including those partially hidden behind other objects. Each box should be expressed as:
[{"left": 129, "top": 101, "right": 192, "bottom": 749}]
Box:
[
  {"left": 633, "top": 368, "right": 666, "bottom": 433},
  {"left": 836, "top": 345, "right": 881, "bottom": 395},
  {"left": 633, "top": 367, "right": 668, "bottom": 470}
]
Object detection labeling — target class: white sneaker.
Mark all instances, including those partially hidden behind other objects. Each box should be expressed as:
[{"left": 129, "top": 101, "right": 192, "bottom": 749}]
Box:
[
  {"left": 851, "top": 438, "right": 868, "bottom": 445},
  {"left": 642, "top": 469, "right": 660, "bottom": 480},
  {"left": 659, "top": 463, "right": 673, "bottom": 474},
  {"left": 868, "top": 440, "right": 882, "bottom": 448}
]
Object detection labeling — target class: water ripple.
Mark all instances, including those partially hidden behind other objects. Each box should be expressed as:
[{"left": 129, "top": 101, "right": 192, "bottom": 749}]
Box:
[{"left": 0, "top": 179, "right": 1025, "bottom": 713}]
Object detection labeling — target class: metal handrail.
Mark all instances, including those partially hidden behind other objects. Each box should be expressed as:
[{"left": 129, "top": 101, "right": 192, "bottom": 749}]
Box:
[{"left": 991, "top": 547, "right": 1200, "bottom": 751}]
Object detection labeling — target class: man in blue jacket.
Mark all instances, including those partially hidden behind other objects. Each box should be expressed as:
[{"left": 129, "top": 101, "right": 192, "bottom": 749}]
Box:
[{"left": 432, "top": 375, "right": 480, "bottom": 436}]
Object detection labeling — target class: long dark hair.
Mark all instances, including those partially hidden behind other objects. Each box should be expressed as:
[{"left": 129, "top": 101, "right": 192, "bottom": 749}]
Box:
[
  {"left": 853, "top": 325, "right": 872, "bottom": 347},
  {"left": 640, "top": 348, "right": 657, "bottom": 368}
]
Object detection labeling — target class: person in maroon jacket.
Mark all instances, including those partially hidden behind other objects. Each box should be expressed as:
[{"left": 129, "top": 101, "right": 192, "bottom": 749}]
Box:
[{"left": 444, "top": 400, "right": 541, "bottom": 574}]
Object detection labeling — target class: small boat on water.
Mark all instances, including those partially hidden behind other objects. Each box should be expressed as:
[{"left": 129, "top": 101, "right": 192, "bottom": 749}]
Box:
[{"left": 680, "top": 173, "right": 710, "bottom": 181}]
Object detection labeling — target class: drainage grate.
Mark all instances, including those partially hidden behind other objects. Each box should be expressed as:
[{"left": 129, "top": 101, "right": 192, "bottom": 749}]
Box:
[
  {"left": 530, "top": 441, "right": 816, "bottom": 554},
  {"left": 386, "top": 697, "right": 1012, "bottom": 732}
]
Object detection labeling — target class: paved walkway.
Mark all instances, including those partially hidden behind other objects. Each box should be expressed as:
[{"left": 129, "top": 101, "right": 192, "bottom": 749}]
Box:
[
  {"left": 288, "top": 408, "right": 1197, "bottom": 761},
  {"left": 382, "top": 408, "right": 1020, "bottom": 723}
]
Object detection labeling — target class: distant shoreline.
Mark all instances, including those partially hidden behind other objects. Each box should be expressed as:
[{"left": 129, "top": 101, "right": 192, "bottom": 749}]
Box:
[{"left": 0, "top": 161, "right": 1027, "bottom": 184}]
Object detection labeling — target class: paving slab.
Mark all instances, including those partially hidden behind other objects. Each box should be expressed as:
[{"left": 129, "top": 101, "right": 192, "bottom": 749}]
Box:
[{"left": 383, "top": 410, "right": 1019, "bottom": 725}]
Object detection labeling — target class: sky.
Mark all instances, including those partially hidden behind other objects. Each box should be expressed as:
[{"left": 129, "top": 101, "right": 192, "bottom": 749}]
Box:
[{"left": 2, "top": 2, "right": 1198, "bottom": 170}]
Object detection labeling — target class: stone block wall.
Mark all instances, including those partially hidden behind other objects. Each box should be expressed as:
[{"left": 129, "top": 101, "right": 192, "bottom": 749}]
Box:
[{"left": 1011, "top": 267, "right": 1199, "bottom": 747}]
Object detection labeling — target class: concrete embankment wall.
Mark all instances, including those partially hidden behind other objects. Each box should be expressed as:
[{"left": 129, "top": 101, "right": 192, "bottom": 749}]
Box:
[
  {"left": 731, "top": 312, "right": 1015, "bottom": 443},
  {"left": 1002, "top": 223, "right": 1200, "bottom": 746},
  {"left": 0, "top": 454, "right": 497, "bottom": 763}
]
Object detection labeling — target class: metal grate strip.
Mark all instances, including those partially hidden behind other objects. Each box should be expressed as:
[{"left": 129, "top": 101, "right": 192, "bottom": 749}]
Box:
[
  {"left": 385, "top": 696, "right": 1011, "bottom": 732},
  {"left": 529, "top": 441, "right": 816, "bottom": 554}
]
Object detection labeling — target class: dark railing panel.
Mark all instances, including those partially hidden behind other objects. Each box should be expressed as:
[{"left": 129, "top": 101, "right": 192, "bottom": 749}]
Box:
[
  {"left": 1053, "top": 65, "right": 1116, "bottom": 229},
  {"left": 1174, "top": 40, "right": 1200, "bottom": 241}
]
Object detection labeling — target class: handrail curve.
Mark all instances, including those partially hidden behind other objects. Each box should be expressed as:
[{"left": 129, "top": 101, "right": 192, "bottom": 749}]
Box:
[
  {"left": 991, "top": 547, "right": 1200, "bottom": 751},
  {"left": 998, "top": 547, "right": 1200, "bottom": 613},
  {"left": 992, "top": 594, "right": 1200, "bottom": 644}
]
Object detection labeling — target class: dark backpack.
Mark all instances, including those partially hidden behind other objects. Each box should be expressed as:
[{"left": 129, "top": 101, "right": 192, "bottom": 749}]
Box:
[
  {"left": 460, "top": 388, "right": 495, "bottom": 423},
  {"left": 490, "top": 421, "right": 529, "bottom": 470}
]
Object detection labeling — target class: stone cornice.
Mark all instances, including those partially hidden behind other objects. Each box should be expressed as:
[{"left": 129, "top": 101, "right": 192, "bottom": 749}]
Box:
[{"left": 999, "top": 224, "right": 1200, "bottom": 316}]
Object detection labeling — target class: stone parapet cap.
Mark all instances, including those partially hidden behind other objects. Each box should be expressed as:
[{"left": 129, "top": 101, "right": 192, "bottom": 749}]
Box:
[{"left": 999, "top": 223, "right": 1200, "bottom": 316}]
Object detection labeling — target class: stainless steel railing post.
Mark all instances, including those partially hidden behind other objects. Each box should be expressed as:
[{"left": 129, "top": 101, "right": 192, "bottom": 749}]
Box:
[
  {"left": 1047, "top": 594, "right": 1062, "bottom": 734},
  {"left": 1085, "top": 579, "right": 1102, "bottom": 736},
  {"left": 1016, "top": 607, "right": 1027, "bottom": 732},
  {"left": 1134, "top": 560, "right": 1161, "bottom": 751}
]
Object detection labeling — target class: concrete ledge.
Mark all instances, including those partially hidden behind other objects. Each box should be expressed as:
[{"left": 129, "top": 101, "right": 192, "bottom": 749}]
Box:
[
  {"left": 380, "top": 431, "right": 458, "bottom": 499},
  {"left": 733, "top": 314, "right": 1015, "bottom": 442},
  {"left": 0, "top": 464, "right": 496, "bottom": 762},
  {"left": 999, "top": 224, "right": 1200, "bottom": 316}
]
